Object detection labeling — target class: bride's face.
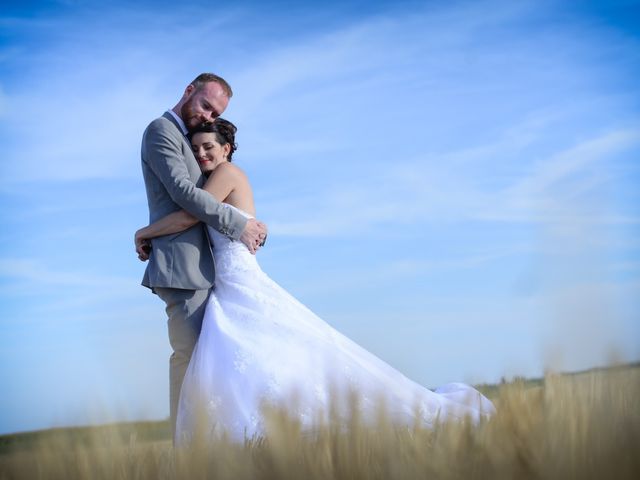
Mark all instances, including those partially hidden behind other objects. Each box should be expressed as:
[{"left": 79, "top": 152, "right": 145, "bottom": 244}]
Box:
[{"left": 191, "top": 132, "right": 230, "bottom": 173}]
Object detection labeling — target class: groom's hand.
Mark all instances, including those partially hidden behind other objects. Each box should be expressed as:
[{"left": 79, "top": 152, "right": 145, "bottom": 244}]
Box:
[
  {"left": 240, "top": 219, "right": 268, "bottom": 255},
  {"left": 134, "top": 232, "right": 151, "bottom": 262}
]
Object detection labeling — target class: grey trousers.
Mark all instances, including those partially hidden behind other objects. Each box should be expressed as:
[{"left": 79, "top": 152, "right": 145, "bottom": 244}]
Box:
[{"left": 154, "top": 287, "right": 211, "bottom": 438}]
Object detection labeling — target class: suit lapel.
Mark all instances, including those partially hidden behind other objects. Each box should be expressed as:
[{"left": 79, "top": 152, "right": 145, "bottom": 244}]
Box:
[
  {"left": 161, "top": 112, "right": 214, "bottom": 249},
  {"left": 162, "top": 111, "right": 186, "bottom": 135},
  {"left": 162, "top": 112, "right": 204, "bottom": 186}
]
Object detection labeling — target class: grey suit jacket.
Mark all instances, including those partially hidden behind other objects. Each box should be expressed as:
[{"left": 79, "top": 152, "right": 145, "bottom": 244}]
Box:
[{"left": 140, "top": 112, "right": 248, "bottom": 290}]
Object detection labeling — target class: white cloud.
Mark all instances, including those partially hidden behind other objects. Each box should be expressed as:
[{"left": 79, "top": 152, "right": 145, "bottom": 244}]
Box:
[
  {"left": 1, "top": 0, "right": 615, "bottom": 184},
  {"left": 263, "top": 126, "right": 640, "bottom": 237},
  {"left": 0, "top": 257, "right": 131, "bottom": 288},
  {"left": 0, "top": 257, "right": 141, "bottom": 314},
  {"left": 485, "top": 129, "right": 640, "bottom": 222}
]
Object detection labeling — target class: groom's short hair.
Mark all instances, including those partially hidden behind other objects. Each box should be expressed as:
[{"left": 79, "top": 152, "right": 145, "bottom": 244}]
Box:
[{"left": 190, "top": 73, "right": 233, "bottom": 98}]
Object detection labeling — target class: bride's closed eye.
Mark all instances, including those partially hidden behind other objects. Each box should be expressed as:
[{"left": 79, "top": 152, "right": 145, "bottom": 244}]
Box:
[{"left": 192, "top": 143, "right": 214, "bottom": 153}]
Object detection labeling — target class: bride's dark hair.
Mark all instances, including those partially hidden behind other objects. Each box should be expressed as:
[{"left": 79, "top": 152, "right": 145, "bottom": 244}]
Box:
[{"left": 190, "top": 118, "right": 238, "bottom": 161}]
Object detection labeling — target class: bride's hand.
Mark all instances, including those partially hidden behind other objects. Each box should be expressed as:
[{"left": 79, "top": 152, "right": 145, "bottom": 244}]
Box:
[
  {"left": 240, "top": 219, "right": 268, "bottom": 255},
  {"left": 134, "top": 230, "right": 151, "bottom": 262}
]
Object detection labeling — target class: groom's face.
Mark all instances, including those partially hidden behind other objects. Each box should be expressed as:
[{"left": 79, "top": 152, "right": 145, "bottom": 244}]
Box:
[{"left": 181, "top": 82, "right": 230, "bottom": 132}]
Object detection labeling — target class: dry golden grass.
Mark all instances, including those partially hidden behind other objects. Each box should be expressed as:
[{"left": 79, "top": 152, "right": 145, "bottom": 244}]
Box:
[{"left": 1, "top": 365, "right": 638, "bottom": 480}]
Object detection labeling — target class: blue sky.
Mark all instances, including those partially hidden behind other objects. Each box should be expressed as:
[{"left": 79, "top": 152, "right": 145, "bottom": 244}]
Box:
[{"left": 0, "top": 0, "right": 638, "bottom": 434}]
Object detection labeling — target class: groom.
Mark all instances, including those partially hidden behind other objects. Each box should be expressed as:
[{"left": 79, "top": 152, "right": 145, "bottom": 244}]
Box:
[{"left": 136, "top": 73, "right": 267, "bottom": 436}]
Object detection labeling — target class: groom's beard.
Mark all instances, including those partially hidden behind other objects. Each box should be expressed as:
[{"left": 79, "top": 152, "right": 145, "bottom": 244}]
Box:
[{"left": 181, "top": 99, "right": 209, "bottom": 132}]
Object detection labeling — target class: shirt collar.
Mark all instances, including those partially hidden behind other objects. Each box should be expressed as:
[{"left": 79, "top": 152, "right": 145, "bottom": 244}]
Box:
[{"left": 166, "top": 109, "right": 188, "bottom": 136}]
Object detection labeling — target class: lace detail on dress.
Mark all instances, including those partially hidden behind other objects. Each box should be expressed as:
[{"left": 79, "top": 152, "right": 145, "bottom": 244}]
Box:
[
  {"left": 233, "top": 348, "right": 252, "bottom": 374},
  {"left": 207, "top": 204, "right": 259, "bottom": 277}
]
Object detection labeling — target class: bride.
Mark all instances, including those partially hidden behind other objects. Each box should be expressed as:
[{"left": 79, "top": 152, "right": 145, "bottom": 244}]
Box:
[{"left": 135, "top": 118, "right": 495, "bottom": 443}]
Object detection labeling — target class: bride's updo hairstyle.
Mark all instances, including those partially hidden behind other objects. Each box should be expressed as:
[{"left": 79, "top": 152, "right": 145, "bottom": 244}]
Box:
[{"left": 190, "top": 118, "right": 238, "bottom": 162}]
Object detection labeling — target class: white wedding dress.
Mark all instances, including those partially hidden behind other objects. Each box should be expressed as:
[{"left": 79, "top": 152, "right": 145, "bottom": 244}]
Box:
[{"left": 175, "top": 204, "right": 495, "bottom": 443}]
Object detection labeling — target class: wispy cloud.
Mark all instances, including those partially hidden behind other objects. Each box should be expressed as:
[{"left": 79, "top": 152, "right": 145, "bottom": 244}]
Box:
[
  {"left": 0, "top": 257, "right": 140, "bottom": 308},
  {"left": 5, "top": 0, "right": 637, "bottom": 184},
  {"left": 484, "top": 129, "right": 640, "bottom": 222},
  {"left": 264, "top": 127, "right": 640, "bottom": 237}
]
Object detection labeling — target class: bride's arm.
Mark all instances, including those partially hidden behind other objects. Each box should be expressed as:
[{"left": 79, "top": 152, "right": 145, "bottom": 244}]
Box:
[
  {"left": 135, "top": 210, "right": 199, "bottom": 241},
  {"left": 134, "top": 210, "right": 198, "bottom": 259},
  {"left": 135, "top": 164, "right": 240, "bottom": 256}
]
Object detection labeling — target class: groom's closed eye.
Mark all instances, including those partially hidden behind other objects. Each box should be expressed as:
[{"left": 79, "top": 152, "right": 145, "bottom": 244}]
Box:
[{"left": 202, "top": 100, "right": 220, "bottom": 120}]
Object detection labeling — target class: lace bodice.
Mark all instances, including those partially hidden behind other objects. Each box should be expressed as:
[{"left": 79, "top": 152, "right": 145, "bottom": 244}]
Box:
[{"left": 207, "top": 204, "right": 258, "bottom": 276}]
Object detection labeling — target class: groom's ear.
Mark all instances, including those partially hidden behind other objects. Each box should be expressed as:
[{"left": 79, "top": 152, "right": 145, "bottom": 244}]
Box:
[{"left": 184, "top": 84, "right": 196, "bottom": 97}]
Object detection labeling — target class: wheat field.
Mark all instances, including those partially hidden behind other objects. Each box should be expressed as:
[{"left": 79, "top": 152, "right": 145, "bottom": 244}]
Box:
[{"left": 1, "top": 364, "right": 638, "bottom": 480}]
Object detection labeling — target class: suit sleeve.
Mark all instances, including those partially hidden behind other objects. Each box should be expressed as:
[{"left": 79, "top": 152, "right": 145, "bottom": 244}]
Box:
[{"left": 142, "top": 120, "right": 247, "bottom": 240}]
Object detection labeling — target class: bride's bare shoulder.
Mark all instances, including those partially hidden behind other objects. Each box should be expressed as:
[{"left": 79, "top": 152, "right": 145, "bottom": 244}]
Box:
[
  {"left": 208, "top": 162, "right": 250, "bottom": 188},
  {"left": 212, "top": 161, "right": 247, "bottom": 177}
]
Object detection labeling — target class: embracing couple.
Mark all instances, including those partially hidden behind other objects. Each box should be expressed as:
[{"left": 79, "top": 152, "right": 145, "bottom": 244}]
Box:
[{"left": 136, "top": 73, "right": 494, "bottom": 445}]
